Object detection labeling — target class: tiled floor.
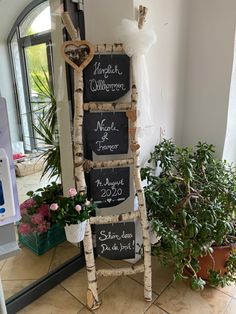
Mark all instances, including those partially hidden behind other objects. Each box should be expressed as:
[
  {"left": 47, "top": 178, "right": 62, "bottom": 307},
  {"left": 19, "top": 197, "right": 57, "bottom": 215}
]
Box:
[
  {"left": 2, "top": 172, "right": 236, "bottom": 313},
  {"left": 0, "top": 171, "right": 79, "bottom": 299},
  {"left": 15, "top": 255, "right": 236, "bottom": 314}
]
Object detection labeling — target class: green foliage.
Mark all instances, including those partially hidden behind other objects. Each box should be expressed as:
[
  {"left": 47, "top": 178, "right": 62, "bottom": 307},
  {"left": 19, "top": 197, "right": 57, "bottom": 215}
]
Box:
[
  {"left": 26, "top": 182, "right": 62, "bottom": 206},
  {"left": 142, "top": 139, "right": 236, "bottom": 290},
  {"left": 31, "top": 68, "right": 60, "bottom": 180}
]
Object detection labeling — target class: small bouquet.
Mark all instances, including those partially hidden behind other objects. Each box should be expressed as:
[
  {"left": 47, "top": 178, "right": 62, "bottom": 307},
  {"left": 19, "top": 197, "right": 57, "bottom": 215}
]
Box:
[{"left": 49, "top": 188, "right": 96, "bottom": 227}]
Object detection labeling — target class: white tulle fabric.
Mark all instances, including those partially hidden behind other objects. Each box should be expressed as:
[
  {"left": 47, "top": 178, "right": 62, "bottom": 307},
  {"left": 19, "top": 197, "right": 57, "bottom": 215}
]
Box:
[{"left": 116, "top": 19, "right": 157, "bottom": 165}]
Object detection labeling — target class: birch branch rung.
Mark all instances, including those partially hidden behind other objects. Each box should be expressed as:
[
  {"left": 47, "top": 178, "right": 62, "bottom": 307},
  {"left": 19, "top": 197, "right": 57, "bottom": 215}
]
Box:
[
  {"left": 83, "top": 102, "right": 132, "bottom": 111},
  {"left": 89, "top": 211, "right": 140, "bottom": 225},
  {"left": 94, "top": 43, "right": 124, "bottom": 53},
  {"left": 97, "top": 264, "right": 144, "bottom": 277},
  {"left": 83, "top": 158, "right": 134, "bottom": 172}
]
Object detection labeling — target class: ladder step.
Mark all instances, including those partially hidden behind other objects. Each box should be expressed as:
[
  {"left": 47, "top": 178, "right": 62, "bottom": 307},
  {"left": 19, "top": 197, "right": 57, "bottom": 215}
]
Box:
[
  {"left": 83, "top": 158, "right": 134, "bottom": 172},
  {"left": 83, "top": 102, "right": 131, "bottom": 112},
  {"left": 89, "top": 211, "right": 140, "bottom": 225},
  {"left": 94, "top": 43, "right": 124, "bottom": 53},
  {"left": 97, "top": 264, "right": 144, "bottom": 277}
]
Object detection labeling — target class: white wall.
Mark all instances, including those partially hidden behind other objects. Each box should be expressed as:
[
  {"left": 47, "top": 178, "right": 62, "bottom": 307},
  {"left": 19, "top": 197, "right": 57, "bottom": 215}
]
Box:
[
  {"left": 183, "top": 0, "right": 236, "bottom": 156},
  {"left": 223, "top": 31, "right": 236, "bottom": 164},
  {"left": 0, "top": 43, "right": 19, "bottom": 143},
  {"left": 84, "top": 0, "right": 134, "bottom": 43},
  {"left": 0, "top": 0, "right": 32, "bottom": 144},
  {"left": 134, "top": 0, "right": 189, "bottom": 146}
]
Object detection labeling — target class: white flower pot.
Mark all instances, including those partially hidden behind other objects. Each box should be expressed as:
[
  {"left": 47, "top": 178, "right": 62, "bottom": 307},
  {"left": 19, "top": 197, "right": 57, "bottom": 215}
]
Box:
[{"left": 64, "top": 220, "right": 87, "bottom": 243}]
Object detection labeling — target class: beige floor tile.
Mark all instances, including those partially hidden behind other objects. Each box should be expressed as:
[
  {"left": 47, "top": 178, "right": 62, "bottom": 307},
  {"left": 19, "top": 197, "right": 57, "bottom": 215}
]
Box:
[
  {"left": 0, "top": 259, "right": 6, "bottom": 270},
  {"left": 99, "top": 256, "right": 133, "bottom": 268},
  {"left": 61, "top": 258, "right": 117, "bottom": 305},
  {"left": 2, "top": 279, "right": 34, "bottom": 299},
  {"left": 49, "top": 244, "right": 79, "bottom": 271},
  {"left": 224, "top": 298, "right": 236, "bottom": 314},
  {"left": 94, "top": 276, "right": 157, "bottom": 314},
  {"left": 1, "top": 246, "right": 54, "bottom": 280},
  {"left": 18, "top": 285, "right": 83, "bottom": 314},
  {"left": 214, "top": 283, "right": 236, "bottom": 298},
  {"left": 155, "top": 279, "right": 231, "bottom": 314},
  {"left": 130, "top": 256, "right": 173, "bottom": 295},
  {"left": 145, "top": 304, "right": 168, "bottom": 314},
  {"left": 78, "top": 307, "right": 95, "bottom": 314}
]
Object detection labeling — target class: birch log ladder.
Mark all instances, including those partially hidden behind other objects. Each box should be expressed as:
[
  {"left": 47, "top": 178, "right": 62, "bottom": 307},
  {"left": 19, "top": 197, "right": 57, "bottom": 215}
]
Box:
[{"left": 61, "top": 5, "right": 152, "bottom": 310}]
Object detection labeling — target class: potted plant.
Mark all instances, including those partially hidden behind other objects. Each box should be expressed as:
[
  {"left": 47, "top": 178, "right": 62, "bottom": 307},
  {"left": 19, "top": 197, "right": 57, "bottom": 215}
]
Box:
[
  {"left": 18, "top": 182, "right": 66, "bottom": 255},
  {"left": 49, "top": 188, "right": 96, "bottom": 243},
  {"left": 141, "top": 139, "right": 236, "bottom": 291}
]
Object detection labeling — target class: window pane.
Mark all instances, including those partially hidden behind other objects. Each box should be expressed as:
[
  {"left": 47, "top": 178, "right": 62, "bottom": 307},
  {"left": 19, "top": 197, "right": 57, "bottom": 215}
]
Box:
[
  {"left": 25, "top": 43, "right": 49, "bottom": 101},
  {"left": 19, "top": 1, "right": 51, "bottom": 37},
  {"left": 11, "top": 33, "right": 32, "bottom": 151},
  {"left": 24, "top": 43, "right": 53, "bottom": 150}
]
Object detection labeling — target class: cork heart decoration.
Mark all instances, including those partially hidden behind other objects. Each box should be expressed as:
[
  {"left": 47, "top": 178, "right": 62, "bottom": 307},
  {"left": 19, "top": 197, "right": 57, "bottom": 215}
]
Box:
[
  {"left": 61, "top": 40, "right": 94, "bottom": 73},
  {"left": 130, "top": 143, "right": 140, "bottom": 152}
]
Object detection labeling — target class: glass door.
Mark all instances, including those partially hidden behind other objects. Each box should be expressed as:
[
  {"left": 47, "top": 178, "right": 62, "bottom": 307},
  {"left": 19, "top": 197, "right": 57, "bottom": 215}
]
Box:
[{"left": 23, "top": 40, "right": 54, "bottom": 151}]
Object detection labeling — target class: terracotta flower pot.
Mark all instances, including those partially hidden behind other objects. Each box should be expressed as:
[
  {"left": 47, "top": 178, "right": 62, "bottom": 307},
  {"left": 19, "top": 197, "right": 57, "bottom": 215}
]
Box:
[{"left": 197, "top": 243, "right": 236, "bottom": 280}]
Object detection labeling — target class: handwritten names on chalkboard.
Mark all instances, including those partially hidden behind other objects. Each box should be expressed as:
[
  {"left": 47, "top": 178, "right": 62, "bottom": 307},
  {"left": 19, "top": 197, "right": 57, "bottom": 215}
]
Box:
[
  {"left": 83, "top": 54, "right": 130, "bottom": 101},
  {"left": 84, "top": 112, "right": 128, "bottom": 155},
  {"left": 96, "top": 222, "right": 135, "bottom": 260},
  {"left": 90, "top": 167, "right": 129, "bottom": 208}
]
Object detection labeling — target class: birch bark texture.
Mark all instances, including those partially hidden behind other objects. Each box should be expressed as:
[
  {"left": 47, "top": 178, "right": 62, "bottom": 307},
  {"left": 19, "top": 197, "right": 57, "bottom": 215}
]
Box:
[{"left": 61, "top": 12, "right": 100, "bottom": 309}]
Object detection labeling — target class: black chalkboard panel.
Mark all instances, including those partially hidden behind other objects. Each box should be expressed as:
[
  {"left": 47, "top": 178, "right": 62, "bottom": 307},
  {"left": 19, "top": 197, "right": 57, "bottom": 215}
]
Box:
[
  {"left": 84, "top": 112, "right": 128, "bottom": 156},
  {"left": 83, "top": 54, "right": 130, "bottom": 102},
  {"left": 96, "top": 222, "right": 135, "bottom": 260},
  {"left": 90, "top": 167, "right": 129, "bottom": 208}
]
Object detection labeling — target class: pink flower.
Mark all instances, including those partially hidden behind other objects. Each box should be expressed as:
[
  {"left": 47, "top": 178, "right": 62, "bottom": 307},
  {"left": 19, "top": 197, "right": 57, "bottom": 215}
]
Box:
[
  {"left": 20, "top": 198, "right": 35, "bottom": 213},
  {"left": 31, "top": 213, "right": 44, "bottom": 225},
  {"left": 24, "top": 199, "right": 36, "bottom": 208},
  {"left": 50, "top": 203, "right": 59, "bottom": 211},
  {"left": 68, "top": 188, "right": 77, "bottom": 197},
  {"left": 75, "top": 204, "right": 82, "bottom": 212},
  {"left": 18, "top": 223, "right": 32, "bottom": 235},
  {"left": 36, "top": 223, "right": 49, "bottom": 233},
  {"left": 37, "top": 204, "right": 50, "bottom": 217}
]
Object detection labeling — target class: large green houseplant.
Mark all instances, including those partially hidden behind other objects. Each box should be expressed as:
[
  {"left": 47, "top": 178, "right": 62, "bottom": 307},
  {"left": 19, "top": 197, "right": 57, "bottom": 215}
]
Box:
[{"left": 141, "top": 139, "right": 236, "bottom": 290}]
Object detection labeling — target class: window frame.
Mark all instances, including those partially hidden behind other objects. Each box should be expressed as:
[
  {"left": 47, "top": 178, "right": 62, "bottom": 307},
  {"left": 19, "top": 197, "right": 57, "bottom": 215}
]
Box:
[{"left": 8, "top": 0, "right": 52, "bottom": 152}]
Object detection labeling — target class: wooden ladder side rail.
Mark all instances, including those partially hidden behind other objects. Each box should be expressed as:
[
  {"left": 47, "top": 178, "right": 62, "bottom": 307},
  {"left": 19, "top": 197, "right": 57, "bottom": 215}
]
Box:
[
  {"left": 128, "top": 5, "right": 152, "bottom": 301},
  {"left": 61, "top": 12, "right": 100, "bottom": 310}
]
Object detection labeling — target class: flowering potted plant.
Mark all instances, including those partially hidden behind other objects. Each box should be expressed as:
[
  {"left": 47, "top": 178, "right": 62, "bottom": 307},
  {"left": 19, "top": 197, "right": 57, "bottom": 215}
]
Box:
[
  {"left": 18, "top": 182, "right": 66, "bottom": 255},
  {"left": 50, "top": 187, "right": 96, "bottom": 243}
]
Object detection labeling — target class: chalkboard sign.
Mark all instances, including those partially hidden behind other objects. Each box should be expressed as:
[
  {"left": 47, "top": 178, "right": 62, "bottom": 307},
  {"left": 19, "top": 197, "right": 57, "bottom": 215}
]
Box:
[
  {"left": 96, "top": 222, "right": 135, "bottom": 260},
  {"left": 83, "top": 54, "right": 130, "bottom": 102},
  {"left": 84, "top": 112, "right": 128, "bottom": 155},
  {"left": 90, "top": 167, "right": 129, "bottom": 208}
]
